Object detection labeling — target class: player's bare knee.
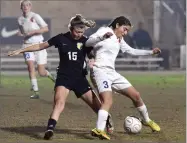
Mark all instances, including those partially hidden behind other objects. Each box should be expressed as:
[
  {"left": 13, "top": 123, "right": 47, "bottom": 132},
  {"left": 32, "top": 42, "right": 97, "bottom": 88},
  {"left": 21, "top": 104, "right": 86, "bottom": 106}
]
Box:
[{"left": 55, "top": 100, "right": 65, "bottom": 107}]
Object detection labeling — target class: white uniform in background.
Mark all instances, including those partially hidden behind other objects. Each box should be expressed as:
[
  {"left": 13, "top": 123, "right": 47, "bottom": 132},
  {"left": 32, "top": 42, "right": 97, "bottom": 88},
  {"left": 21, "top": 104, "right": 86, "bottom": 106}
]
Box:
[
  {"left": 86, "top": 27, "right": 153, "bottom": 93},
  {"left": 18, "top": 12, "right": 47, "bottom": 65}
]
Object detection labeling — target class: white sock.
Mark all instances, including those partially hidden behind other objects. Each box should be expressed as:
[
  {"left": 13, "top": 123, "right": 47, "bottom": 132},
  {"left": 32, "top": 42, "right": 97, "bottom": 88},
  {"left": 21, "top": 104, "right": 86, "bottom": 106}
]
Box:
[
  {"left": 137, "top": 104, "right": 150, "bottom": 122},
  {"left": 31, "top": 78, "right": 38, "bottom": 91},
  {"left": 96, "top": 109, "right": 108, "bottom": 131}
]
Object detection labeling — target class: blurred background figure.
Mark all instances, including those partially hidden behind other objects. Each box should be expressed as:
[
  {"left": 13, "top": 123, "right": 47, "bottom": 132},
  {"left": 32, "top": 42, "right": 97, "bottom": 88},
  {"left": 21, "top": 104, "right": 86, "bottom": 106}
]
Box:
[
  {"left": 132, "top": 22, "right": 153, "bottom": 50},
  {"left": 17, "top": 0, "right": 55, "bottom": 99}
]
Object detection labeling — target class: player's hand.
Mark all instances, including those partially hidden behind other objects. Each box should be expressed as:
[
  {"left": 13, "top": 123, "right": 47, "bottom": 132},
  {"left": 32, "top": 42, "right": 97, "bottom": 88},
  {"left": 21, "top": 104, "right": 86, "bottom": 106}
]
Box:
[
  {"left": 152, "top": 47, "right": 161, "bottom": 55},
  {"left": 25, "top": 31, "right": 36, "bottom": 38},
  {"left": 25, "top": 32, "right": 32, "bottom": 36},
  {"left": 102, "top": 32, "right": 113, "bottom": 40},
  {"left": 88, "top": 59, "right": 95, "bottom": 68},
  {"left": 8, "top": 50, "right": 21, "bottom": 56},
  {"left": 17, "top": 31, "right": 24, "bottom": 37}
]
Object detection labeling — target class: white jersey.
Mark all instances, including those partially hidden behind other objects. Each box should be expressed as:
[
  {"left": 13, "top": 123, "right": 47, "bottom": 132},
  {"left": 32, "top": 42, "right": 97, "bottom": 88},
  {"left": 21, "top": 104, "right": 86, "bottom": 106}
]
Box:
[
  {"left": 18, "top": 12, "right": 47, "bottom": 44},
  {"left": 86, "top": 27, "right": 153, "bottom": 70}
]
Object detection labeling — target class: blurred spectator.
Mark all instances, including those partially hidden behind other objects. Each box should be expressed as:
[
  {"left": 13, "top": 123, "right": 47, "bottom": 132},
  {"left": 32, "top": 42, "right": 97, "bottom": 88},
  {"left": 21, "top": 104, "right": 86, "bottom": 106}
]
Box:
[
  {"left": 132, "top": 22, "right": 153, "bottom": 49},
  {"left": 124, "top": 34, "right": 135, "bottom": 48}
]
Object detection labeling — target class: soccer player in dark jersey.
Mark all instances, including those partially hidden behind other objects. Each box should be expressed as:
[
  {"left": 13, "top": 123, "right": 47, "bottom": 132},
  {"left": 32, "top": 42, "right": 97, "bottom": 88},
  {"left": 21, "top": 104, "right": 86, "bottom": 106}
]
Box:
[{"left": 8, "top": 14, "right": 113, "bottom": 140}]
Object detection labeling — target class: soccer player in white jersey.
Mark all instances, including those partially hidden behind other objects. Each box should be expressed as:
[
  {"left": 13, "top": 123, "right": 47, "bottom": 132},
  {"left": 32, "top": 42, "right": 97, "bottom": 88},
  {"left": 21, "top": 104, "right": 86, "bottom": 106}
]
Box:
[
  {"left": 86, "top": 16, "right": 161, "bottom": 140},
  {"left": 17, "top": 0, "right": 55, "bottom": 99}
]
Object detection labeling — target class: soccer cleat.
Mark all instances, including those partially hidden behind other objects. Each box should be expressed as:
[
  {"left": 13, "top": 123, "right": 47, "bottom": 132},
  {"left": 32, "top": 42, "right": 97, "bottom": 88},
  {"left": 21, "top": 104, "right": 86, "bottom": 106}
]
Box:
[
  {"left": 44, "top": 129, "right": 54, "bottom": 140},
  {"left": 106, "top": 114, "right": 114, "bottom": 134},
  {"left": 142, "top": 120, "right": 161, "bottom": 132},
  {"left": 30, "top": 91, "right": 40, "bottom": 99},
  {"left": 91, "top": 128, "right": 110, "bottom": 140}
]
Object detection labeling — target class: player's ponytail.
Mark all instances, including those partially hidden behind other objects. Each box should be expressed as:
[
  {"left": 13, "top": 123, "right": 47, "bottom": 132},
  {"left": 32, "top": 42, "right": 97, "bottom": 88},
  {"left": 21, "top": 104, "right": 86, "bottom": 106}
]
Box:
[
  {"left": 68, "top": 14, "right": 96, "bottom": 31},
  {"left": 81, "top": 18, "right": 96, "bottom": 28}
]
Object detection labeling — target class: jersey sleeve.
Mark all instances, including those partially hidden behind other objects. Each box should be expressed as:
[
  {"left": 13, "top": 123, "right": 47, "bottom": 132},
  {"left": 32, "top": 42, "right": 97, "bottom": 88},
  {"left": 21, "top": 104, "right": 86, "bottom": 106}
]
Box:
[
  {"left": 17, "top": 18, "right": 24, "bottom": 34},
  {"left": 86, "top": 46, "right": 94, "bottom": 59},
  {"left": 34, "top": 14, "right": 48, "bottom": 28},
  {"left": 90, "top": 27, "right": 108, "bottom": 38},
  {"left": 87, "top": 49, "right": 95, "bottom": 59},
  {"left": 17, "top": 18, "right": 21, "bottom": 26},
  {"left": 120, "top": 37, "right": 153, "bottom": 56},
  {"left": 48, "top": 34, "right": 61, "bottom": 47},
  {"left": 85, "top": 27, "right": 108, "bottom": 47}
]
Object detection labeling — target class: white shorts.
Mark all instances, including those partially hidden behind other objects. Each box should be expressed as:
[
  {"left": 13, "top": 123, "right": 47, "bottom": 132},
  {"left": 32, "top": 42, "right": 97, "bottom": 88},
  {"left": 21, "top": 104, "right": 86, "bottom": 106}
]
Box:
[
  {"left": 22, "top": 43, "right": 47, "bottom": 65},
  {"left": 92, "top": 66, "right": 132, "bottom": 93}
]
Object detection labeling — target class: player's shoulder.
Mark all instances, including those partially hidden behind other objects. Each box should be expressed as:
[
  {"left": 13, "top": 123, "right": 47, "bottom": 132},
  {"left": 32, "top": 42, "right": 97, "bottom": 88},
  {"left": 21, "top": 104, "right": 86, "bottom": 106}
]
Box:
[
  {"left": 97, "top": 26, "right": 110, "bottom": 32},
  {"left": 32, "top": 12, "right": 42, "bottom": 19},
  {"left": 94, "top": 26, "right": 112, "bottom": 36},
  {"left": 62, "top": 31, "right": 70, "bottom": 37},
  {"left": 49, "top": 33, "right": 64, "bottom": 42},
  {"left": 54, "top": 32, "right": 72, "bottom": 42},
  {"left": 48, "top": 33, "right": 64, "bottom": 46},
  {"left": 17, "top": 16, "right": 24, "bottom": 24},
  {"left": 31, "top": 12, "right": 39, "bottom": 16},
  {"left": 54, "top": 33, "right": 64, "bottom": 39}
]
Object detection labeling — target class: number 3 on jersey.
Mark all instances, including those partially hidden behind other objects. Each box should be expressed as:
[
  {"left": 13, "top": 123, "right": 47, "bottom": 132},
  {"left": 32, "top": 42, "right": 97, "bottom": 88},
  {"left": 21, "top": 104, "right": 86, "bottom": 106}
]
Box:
[
  {"left": 24, "top": 53, "right": 30, "bottom": 59},
  {"left": 103, "top": 81, "right": 109, "bottom": 88},
  {"left": 68, "top": 52, "right": 77, "bottom": 61}
]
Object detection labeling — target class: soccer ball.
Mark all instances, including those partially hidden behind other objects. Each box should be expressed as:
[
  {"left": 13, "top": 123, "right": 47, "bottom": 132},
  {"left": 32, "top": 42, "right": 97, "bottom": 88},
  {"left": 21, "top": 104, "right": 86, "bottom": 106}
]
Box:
[{"left": 124, "top": 116, "right": 142, "bottom": 134}]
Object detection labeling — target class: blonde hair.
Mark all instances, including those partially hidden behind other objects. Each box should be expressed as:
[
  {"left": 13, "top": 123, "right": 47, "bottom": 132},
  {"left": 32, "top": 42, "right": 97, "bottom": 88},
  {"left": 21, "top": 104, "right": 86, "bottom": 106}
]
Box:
[
  {"left": 68, "top": 14, "right": 96, "bottom": 30},
  {"left": 20, "top": 0, "right": 32, "bottom": 8}
]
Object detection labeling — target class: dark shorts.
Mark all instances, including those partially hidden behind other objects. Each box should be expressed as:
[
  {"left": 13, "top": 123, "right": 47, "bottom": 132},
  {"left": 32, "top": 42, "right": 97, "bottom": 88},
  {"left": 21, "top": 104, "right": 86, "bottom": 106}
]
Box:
[{"left": 55, "top": 75, "right": 92, "bottom": 98}]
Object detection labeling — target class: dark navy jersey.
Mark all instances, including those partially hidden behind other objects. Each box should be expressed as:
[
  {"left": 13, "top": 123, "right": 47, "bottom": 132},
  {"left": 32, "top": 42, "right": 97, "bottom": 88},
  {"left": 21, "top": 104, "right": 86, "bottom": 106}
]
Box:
[{"left": 48, "top": 32, "right": 92, "bottom": 78}]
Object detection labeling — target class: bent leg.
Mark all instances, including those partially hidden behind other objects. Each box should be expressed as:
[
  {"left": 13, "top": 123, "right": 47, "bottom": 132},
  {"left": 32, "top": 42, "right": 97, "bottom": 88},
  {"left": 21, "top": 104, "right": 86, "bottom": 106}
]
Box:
[{"left": 44, "top": 86, "right": 69, "bottom": 140}]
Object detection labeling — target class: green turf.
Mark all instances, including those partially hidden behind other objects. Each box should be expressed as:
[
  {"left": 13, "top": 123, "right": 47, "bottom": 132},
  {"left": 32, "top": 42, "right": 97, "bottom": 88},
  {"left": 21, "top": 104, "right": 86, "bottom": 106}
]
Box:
[
  {"left": 1, "top": 74, "right": 185, "bottom": 88},
  {"left": 0, "top": 74, "right": 185, "bottom": 142}
]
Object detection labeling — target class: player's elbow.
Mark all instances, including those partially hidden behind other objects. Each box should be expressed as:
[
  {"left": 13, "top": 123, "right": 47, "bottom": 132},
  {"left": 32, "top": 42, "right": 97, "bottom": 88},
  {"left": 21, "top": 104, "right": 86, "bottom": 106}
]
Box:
[
  {"left": 41, "top": 26, "right": 49, "bottom": 33},
  {"left": 85, "top": 39, "right": 93, "bottom": 47},
  {"left": 45, "top": 26, "right": 49, "bottom": 32},
  {"left": 86, "top": 37, "right": 97, "bottom": 47}
]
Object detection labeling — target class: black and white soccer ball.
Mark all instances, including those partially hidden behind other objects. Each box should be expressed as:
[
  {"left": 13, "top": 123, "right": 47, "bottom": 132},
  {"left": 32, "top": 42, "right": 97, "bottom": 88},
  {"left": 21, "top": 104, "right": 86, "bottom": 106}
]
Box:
[{"left": 124, "top": 116, "right": 142, "bottom": 134}]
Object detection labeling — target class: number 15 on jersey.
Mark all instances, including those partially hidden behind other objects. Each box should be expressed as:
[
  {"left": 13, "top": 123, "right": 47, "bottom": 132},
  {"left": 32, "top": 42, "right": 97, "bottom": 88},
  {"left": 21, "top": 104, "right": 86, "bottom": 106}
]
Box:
[{"left": 68, "top": 52, "right": 77, "bottom": 61}]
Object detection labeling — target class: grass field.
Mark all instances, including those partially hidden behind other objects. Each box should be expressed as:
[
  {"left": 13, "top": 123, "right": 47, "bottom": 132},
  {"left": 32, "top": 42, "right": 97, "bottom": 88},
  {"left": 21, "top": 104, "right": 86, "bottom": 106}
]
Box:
[{"left": 0, "top": 72, "right": 185, "bottom": 143}]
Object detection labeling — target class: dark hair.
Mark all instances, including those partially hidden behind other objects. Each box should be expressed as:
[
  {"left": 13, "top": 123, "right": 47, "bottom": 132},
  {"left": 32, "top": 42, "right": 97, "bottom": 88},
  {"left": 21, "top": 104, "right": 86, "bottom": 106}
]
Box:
[{"left": 109, "top": 16, "right": 131, "bottom": 29}]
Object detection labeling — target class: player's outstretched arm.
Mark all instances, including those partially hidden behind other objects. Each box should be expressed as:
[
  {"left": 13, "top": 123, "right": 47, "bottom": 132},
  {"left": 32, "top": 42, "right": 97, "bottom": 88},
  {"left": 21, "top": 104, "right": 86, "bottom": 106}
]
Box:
[
  {"left": 86, "top": 36, "right": 102, "bottom": 47},
  {"left": 86, "top": 27, "right": 113, "bottom": 47},
  {"left": 120, "top": 38, "right": 161, "bottom": 56},
  {"left": 8, "top": 42, "right": 50, "bottom": 56}
]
